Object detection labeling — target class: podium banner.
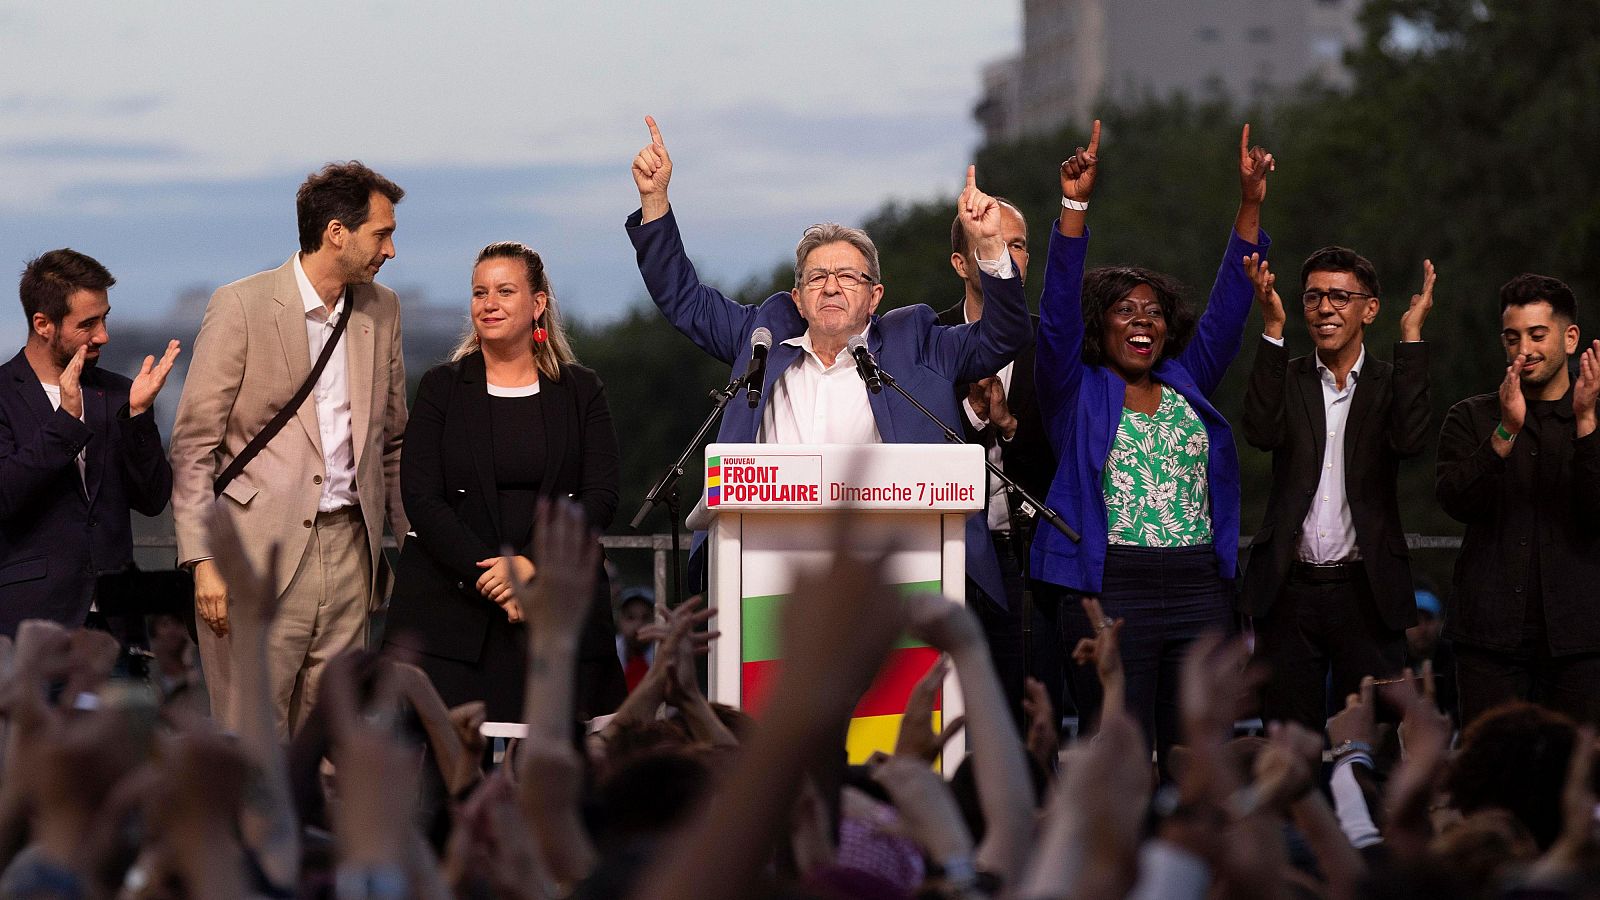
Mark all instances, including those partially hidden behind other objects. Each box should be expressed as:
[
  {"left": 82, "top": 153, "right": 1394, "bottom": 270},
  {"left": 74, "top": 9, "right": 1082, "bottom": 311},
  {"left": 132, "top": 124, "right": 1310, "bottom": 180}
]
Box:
[
  {"left": 705, "top": 445, "right": 981, "bottom": 512},
  {"left": 700, "top": 443, "right": 984, "bottom": 765}
]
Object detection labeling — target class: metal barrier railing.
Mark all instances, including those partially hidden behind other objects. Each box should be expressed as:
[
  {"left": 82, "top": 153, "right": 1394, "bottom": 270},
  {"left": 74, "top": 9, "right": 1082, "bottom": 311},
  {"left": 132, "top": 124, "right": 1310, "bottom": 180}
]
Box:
[
  {"left": 134, "top": 533, "right": 682, "bottom": 609},
  {"left": 134, "top": 532, "right": 1463, "bottom": 609}
]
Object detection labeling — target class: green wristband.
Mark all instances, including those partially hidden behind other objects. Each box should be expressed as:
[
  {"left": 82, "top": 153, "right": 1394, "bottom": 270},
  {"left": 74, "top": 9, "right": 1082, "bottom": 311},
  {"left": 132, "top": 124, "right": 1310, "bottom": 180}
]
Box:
[{"left": 1494, "top": 422, "right": 1516, "bottom": 442}]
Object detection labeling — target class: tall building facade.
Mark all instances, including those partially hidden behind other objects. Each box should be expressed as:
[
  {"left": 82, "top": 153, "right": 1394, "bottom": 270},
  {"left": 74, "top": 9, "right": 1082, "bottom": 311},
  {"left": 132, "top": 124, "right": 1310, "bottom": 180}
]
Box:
[{"left": 977, "top": 0, "right": 1362, "bottom": 143}]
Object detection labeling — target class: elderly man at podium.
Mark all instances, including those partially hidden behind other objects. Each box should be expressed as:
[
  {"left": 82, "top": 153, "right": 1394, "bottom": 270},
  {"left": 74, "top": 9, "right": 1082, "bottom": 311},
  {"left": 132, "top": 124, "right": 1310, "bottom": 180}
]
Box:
[{"left": 625, "top": 116, "right": 1030, "bottom": 615}]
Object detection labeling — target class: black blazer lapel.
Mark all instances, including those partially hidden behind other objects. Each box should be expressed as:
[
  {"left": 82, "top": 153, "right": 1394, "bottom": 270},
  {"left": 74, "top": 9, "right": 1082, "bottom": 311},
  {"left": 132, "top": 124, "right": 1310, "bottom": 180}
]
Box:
[
  {"left": 1343, "top": 357, "right": 1388, "bottom": 461},
  {"left": 1008, "top": 336, "right": 1039, "bottom": 421},
  {"left": 764, "top": 342, "right": 802, "bottom": 399},
  {"left": 1297, "top": 358, "right": 1328, "bottom": 465},
  {"left": 537, "top": 372, "right": 569, "bottom": 500},
  {"left": 458, "top": 355, "right": 503, "bottom": 543}
]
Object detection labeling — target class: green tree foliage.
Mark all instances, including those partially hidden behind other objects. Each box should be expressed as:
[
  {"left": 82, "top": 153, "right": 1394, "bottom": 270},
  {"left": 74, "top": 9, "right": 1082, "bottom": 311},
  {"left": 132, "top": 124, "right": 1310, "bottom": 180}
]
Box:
[
  {"left": 579, "top": 0, "right": 1600, "bottom": 597},
  {"left": 569, "top": 270, "right": 784, "bottom": 587},
  {"left": 859, "top": 0, "right": 1600, "bottom": 588}
]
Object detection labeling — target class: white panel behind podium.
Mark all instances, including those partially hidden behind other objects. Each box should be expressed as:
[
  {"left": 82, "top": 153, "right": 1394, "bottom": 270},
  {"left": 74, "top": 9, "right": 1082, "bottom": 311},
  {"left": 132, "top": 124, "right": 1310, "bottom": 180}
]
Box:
[{"left": 689, "top": 443, "right": 984, "bottom": 768}]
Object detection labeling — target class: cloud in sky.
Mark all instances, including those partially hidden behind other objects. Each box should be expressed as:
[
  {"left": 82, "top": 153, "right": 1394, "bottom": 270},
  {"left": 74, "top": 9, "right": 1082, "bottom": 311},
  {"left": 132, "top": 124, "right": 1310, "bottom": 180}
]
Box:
[
  {"left": 0, "top": 139, "right": 187, "bottom": 161},
  {"left": 0, "top": 1, "right": 1021, "bottom": 350}
]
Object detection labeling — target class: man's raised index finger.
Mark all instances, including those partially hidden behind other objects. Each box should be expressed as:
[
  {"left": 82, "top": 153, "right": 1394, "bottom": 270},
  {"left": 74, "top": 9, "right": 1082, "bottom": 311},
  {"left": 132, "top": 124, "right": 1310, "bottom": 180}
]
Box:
[
  {"left": 965, "top": 164, "right": 976, "bottom": 191},
  {"left": 1240, "top": 122, "right": 1251, "bottom": 157},
  {"left": 1087, "top": 118, "right": 1101, "bottom": 155},
  {"left": 645, "top": 115, "right": 664, "bottom": 147}
]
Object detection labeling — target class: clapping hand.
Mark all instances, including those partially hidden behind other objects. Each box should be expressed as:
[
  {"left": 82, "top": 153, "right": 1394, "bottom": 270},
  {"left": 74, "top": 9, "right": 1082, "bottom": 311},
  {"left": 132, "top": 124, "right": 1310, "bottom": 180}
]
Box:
[
  {"left": 57, "top": 345, "right": 86, "bottom": 418},
  {"left": 129, "top": 339, "right": 181, "bottom": 416},
  {"left": 1244, "top": 252, "right": 1285, "bottom": 340},
  {"left": 1399, "top": 260, "right": 1437, "bottom": 343},
  {"left": 1499, "top": 352, "right": 1528, "bottom": 445},
  {"left": 984, "top": 377, "right": 1017, "bottom": 440},
  {"left": 966, "top": 379, "right": 992, "bottom": 424},
  {"left": 1574, "top": 339, "right": 1599, "bottom": 434}
]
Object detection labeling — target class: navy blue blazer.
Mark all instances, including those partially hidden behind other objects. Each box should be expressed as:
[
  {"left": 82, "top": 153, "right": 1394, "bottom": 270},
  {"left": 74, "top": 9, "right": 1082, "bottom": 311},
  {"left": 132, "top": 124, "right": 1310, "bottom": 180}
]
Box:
[
  {"left": 0, "top": 349, "right": 172, "bottom": 635},
  {"left": 626, "top": 209, "right": 1031, "bottom": 606}
]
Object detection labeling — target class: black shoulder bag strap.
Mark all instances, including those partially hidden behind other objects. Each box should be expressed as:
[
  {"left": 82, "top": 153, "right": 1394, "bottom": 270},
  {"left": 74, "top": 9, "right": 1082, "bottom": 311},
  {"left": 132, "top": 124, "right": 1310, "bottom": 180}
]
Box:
[{"left": 213, "top": 295, "right": 352, "bottom": 498}]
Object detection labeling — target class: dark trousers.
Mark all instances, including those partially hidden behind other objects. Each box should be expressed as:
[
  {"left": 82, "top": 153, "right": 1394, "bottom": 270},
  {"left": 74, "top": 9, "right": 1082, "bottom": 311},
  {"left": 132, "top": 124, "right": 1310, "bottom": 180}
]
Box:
[
  {"left": 1255, "top": 563, "right": 1406, "bottom": 733},
  {"left": 967, "top": 531, "right": 1067, "bottom": 734},
  {"left": 1051, "top": 545, "right": 1234, "bottom": 766},
  {"left": 1454, "top": 644, "right": 1600, "bottom": 728}
]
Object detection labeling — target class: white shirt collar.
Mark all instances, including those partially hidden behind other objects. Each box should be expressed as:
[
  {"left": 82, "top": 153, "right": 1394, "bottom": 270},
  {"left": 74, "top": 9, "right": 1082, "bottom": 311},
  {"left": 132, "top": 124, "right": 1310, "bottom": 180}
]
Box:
[
  {"left": 781, "top": 322, "right": 873, "bottom": 365},
  {"left": 1315, "top": 343, "right": 1366, "bottom": 387},
  {"left": 293, "top": 254, "right": 345, "bottom": 318}
]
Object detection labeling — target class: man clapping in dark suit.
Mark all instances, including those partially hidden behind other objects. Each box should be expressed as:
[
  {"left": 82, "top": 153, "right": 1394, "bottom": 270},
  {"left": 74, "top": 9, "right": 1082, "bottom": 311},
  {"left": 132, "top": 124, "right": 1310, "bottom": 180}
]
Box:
[
  {"left": 1240, "top": 247, "right": 1435, "bottom": 730},
  {"left": 0, "top": 249, "right": 179, "bottom": 635}
]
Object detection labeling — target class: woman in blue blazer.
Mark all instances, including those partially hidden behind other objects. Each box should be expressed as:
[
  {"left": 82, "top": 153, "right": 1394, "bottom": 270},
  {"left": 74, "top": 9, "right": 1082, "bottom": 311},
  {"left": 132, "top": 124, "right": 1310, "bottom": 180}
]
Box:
[{"left": 1033, "top": 123, "right": 1277, "bottom": 767}]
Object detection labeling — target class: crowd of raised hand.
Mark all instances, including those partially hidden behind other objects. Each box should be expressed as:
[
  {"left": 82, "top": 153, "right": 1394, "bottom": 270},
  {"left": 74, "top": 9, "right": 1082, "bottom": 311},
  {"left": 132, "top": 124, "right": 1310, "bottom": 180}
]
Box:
[{"left": 0, "top": 499, "right": 1594, "bottom": 899}]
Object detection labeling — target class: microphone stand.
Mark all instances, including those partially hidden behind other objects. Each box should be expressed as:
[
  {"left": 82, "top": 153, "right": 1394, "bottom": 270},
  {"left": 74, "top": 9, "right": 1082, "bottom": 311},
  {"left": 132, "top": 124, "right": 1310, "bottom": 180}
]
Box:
[
  {"left": 873, "top": 366, "right": 1078, "bottom": 544},
  {"left": 872, "top": 362, "right": 1078, "bottom": 720},
  {"left": 630, "top": 370, "right": 750, "bottom": 605}
]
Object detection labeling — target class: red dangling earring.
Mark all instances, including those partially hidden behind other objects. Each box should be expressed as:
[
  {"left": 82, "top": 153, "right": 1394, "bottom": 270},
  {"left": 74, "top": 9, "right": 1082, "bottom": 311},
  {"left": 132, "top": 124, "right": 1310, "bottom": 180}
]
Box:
[{"left": 533, "top": 325, "right": 548, "bottom": 344}]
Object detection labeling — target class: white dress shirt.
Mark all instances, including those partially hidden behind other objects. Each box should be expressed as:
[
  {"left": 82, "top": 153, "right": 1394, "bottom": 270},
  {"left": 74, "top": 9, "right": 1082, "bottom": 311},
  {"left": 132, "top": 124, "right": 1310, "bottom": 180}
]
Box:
[
  {"left": 759, "top": 251, "right": 1015, "bottom": 448},
  {"left": 1263, "top": 335, "right": 1365, "bottom": 563},
  {"left": 760, "top": 326, "right": 884, "bottom": 445},
  {"left": 293, "top": 255, "right": 359, "bottom": 512}
]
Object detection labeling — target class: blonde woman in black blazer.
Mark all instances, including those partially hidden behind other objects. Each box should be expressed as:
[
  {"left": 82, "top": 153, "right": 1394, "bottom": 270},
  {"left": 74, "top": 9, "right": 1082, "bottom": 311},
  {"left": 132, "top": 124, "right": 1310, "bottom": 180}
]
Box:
[{"left": 384, "top": 242, "right": 624, "bottom": 721}]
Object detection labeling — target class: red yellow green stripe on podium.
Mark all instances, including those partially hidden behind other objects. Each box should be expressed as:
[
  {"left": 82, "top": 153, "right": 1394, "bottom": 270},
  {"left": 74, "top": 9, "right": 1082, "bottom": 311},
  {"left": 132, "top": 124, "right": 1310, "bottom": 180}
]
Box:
[
  {"left": 739, "top": 580, "right": 944, "bottom": 763},
  {"left": 706, "top": 457, "right": 722, "bottom": 507}
]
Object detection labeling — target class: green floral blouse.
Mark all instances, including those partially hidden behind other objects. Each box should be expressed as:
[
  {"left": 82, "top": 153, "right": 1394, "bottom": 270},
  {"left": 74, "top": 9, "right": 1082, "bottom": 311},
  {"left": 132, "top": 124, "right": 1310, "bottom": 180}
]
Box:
[{"left": 1102, "top": 387, "right": 1213, "bottom": 547}]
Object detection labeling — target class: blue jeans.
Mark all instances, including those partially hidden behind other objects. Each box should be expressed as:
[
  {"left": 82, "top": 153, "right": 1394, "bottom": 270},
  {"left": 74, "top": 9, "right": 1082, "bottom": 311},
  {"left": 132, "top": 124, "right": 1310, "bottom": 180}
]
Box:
[{"left": 1055, "top": 544, "right": 1235, "bottom": 768}]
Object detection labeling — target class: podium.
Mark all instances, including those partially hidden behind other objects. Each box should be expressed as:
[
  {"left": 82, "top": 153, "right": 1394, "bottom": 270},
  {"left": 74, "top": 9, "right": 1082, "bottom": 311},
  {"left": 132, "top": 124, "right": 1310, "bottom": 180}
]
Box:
[{"left": 687, "top": 442, "right": 985, "bottom": 768}]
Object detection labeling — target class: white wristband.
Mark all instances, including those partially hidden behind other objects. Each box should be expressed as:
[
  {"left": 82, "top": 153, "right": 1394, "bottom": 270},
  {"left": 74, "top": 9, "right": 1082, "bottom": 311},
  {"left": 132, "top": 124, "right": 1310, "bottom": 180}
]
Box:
[{"left": 1061, "top": 196, "right": 1089, "bottom": 211}]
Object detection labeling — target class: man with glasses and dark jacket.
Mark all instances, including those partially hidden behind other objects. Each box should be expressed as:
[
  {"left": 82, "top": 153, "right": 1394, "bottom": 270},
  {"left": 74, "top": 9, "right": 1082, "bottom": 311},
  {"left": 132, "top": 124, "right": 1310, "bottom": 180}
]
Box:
[{"left": 1240, "top": 247, "right": 1436, "bottom": 730}]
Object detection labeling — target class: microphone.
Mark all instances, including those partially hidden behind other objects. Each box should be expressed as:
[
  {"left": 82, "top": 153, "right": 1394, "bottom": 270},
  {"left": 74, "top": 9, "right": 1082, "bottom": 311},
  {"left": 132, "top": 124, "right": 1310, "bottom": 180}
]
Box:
[
  {"left": 846, "top": 334, "right": 882, "bottom": 394},
  {"left": 745, "top": 327, "right": 773, "bottom": 408}
]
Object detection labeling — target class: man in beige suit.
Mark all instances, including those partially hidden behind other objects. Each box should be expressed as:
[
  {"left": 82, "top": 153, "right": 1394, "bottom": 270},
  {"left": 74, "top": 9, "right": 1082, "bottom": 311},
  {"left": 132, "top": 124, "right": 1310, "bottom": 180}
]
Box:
[{"left": 170, "top": 161, "right": 409, "bottom": 736}]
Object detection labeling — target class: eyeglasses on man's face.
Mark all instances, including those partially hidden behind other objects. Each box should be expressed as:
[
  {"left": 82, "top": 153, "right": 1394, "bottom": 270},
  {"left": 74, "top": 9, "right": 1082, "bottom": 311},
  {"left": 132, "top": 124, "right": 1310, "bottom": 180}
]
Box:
[
  {"left": 1301, "top": 288, "right": 1374, "bottom": 310},
  {"left": 802, "top": 268, "right": 874, "bottom": 291}
]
